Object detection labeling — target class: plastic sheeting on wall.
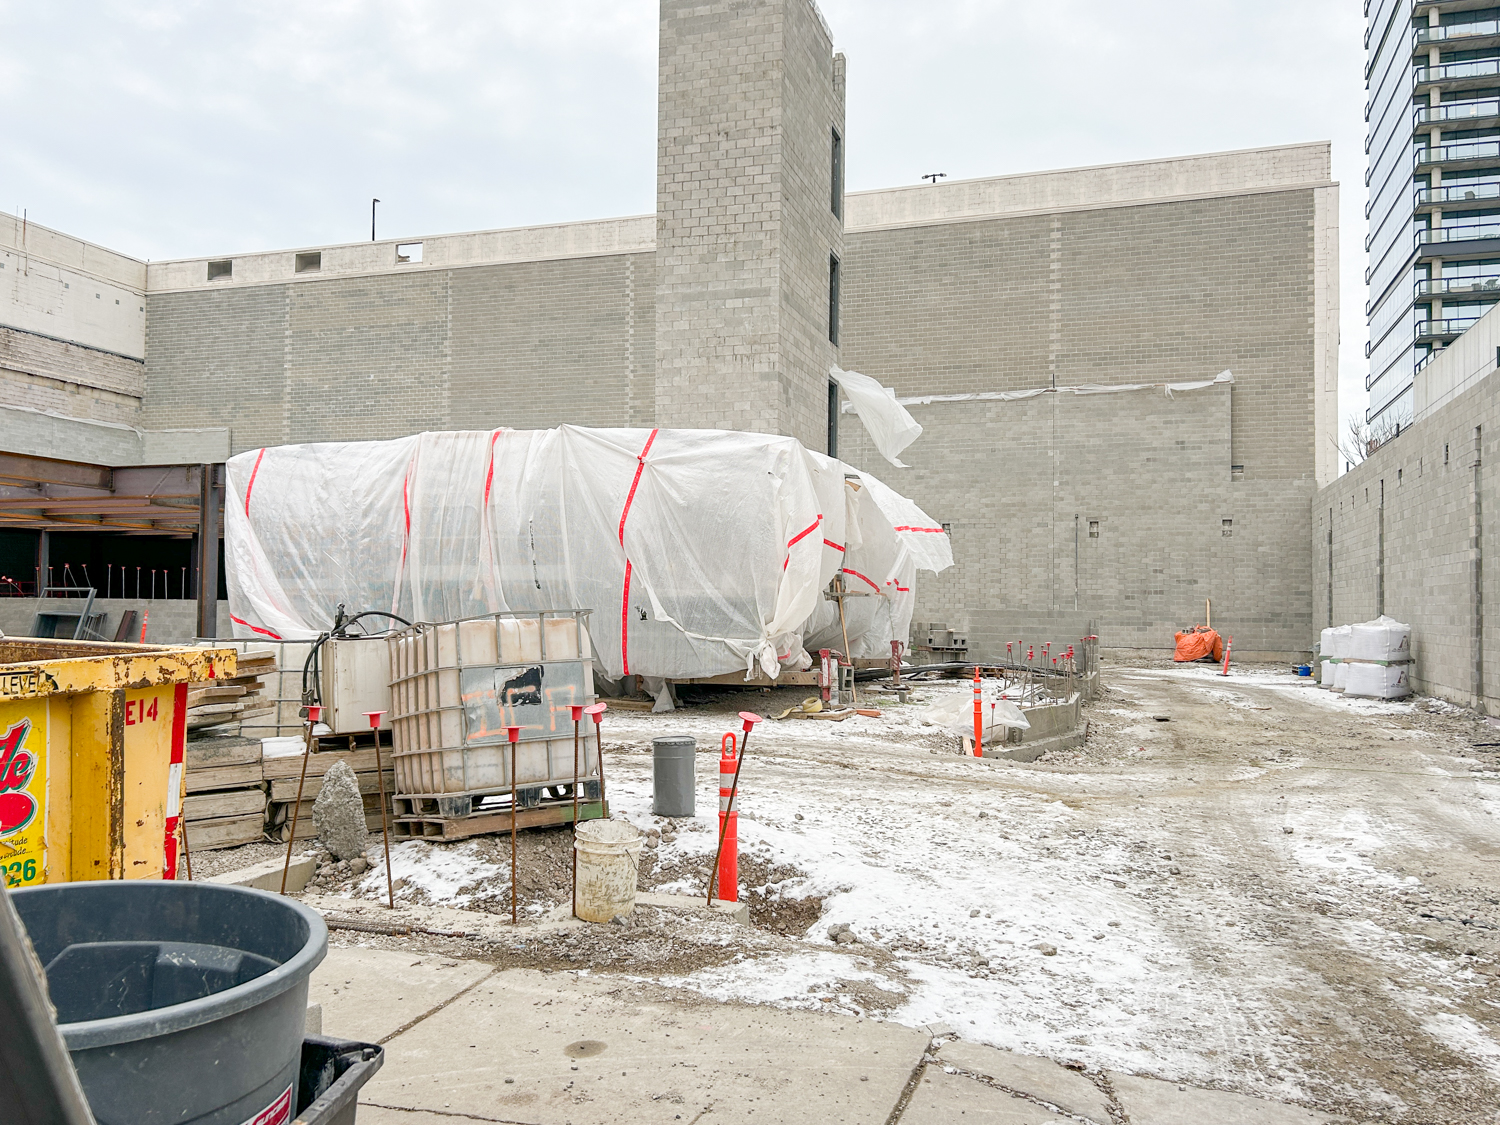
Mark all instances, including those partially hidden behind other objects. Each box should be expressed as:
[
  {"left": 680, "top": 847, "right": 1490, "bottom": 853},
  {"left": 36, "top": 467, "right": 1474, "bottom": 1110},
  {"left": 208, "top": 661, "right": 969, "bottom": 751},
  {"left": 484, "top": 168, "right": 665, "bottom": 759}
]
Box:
[
  {"left": 830, "top": 366, "right": 922, "bottom": 467},
  {"left": 224, "top": 426, "right": 953, "bottom": 682}
]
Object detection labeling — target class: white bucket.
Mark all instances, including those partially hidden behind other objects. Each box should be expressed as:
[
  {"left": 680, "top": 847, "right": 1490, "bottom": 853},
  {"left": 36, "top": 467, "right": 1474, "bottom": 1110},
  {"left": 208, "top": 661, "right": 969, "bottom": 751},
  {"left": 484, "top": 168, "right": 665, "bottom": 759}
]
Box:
[{"left": 573, "top": 819, "right": 643, "bottom": 923}]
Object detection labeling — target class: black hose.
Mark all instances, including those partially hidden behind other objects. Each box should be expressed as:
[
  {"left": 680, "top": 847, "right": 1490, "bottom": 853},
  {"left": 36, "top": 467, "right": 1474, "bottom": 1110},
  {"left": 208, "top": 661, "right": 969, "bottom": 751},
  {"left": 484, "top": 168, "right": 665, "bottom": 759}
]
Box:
[{"left": 300, "top": 609, "right": 416, "bottom": 706}]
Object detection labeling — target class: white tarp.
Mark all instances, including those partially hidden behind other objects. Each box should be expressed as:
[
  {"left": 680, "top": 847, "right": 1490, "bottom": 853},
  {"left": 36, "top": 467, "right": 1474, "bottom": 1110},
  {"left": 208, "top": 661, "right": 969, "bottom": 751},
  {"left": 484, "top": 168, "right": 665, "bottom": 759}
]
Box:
[
  {"left": 224, "top": 426, "right": 953, "bottom": 681},
  {"left": 830, "top": 366, "right": 922, "bottom": 468}
]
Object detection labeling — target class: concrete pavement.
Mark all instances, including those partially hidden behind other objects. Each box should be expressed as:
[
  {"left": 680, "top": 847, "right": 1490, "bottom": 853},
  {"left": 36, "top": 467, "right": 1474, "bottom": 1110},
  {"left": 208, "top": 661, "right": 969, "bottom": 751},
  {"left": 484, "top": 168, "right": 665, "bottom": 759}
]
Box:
[{"left": 311, "top": 947, "right": 1351, "bottom": 1124}]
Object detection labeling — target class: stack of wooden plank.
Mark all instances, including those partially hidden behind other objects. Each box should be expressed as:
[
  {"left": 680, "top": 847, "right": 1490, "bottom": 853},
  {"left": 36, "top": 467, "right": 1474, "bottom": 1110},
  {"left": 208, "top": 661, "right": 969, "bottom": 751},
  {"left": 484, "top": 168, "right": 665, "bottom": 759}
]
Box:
[
  {"left": 187, "top": 649, "right": 279, "bottom": 732},
  {"left": 183, "top": 736, "right": 268, "bottom": 850},
  {"left": 262, "top": 744, "right": 394, "bottom": 843}
]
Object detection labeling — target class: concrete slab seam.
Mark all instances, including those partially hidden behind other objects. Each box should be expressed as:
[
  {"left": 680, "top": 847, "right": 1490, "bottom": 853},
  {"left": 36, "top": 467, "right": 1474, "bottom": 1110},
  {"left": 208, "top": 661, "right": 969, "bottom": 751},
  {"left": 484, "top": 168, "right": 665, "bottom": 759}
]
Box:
[
  {"left": 360, "top": 1100, "right": 539, "bottom": 1124},
  {"left": 936, "top": 1059, "right": 1116, "bottom": 1125},
  {"left": 376, "top": 965, "right": 500, "bottom": 1047},
  {"left": 882, "top": 1045, "right": 933, "bottom": 1125}
]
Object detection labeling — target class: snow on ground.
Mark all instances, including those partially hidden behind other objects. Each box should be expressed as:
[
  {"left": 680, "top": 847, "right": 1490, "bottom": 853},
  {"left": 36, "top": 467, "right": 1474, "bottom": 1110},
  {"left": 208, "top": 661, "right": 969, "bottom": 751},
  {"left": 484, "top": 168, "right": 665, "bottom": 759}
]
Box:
[
  {"left": 313, "top": 665, "right": 1500, "bottom": 1112},
  {"left": 346, "top": 839, "right": 507, "bottom": 910}
]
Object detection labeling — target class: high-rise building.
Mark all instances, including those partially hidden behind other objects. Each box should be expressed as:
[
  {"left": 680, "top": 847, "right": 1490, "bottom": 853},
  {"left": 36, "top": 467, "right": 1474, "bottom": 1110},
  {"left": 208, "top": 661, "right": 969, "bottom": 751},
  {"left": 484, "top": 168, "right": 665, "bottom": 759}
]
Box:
[{"left": 1368, "top": 2, "right": 1500, "bottom": 430}]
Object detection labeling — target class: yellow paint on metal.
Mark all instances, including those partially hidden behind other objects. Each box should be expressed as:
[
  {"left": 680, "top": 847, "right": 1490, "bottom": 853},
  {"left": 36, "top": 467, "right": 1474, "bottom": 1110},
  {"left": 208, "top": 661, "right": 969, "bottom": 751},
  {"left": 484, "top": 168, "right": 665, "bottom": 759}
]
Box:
[
  {"left": 0, "top": 640, "right": 235, "bottom": 884},
  {"left": 0, "top": 700, "right": 48, "bottom": 888}
]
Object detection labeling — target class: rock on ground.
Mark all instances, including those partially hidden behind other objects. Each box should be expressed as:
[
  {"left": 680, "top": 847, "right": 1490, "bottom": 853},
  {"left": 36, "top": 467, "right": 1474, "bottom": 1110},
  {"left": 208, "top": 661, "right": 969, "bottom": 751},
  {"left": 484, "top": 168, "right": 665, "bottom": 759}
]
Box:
[{"left": 313, "top": 761, "right": 366, "bottom": 860}]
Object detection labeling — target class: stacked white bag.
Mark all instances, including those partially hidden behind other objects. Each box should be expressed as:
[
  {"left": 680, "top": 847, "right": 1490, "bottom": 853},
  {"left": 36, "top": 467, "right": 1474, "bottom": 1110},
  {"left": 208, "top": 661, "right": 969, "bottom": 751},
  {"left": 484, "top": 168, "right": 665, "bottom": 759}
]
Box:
[
  {"left": 1317, "top": 625, "right": 1351, "bottom": 688},
  {"left": 1346, "top": 615, "right": 1412, "bottom": 662},
  {"left": 1337, "top": 615, "right": 1413, "bottom": 699},
  {"left": 1343, "top": 661, "right": 1411, "bottom": 699}
]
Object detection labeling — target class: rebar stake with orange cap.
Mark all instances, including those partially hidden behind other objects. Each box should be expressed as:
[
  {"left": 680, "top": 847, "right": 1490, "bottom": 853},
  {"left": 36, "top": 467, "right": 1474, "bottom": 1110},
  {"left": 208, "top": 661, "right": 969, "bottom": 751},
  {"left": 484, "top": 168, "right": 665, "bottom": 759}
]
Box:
[
  {"left": 584, "top": 702, "right": 609, "bottom": 812},
  {"left": 708, "top": 712, "right": 762, "bottom": 906},
  {"left": 506, "top": 724, "right": 521, "bottom": 925},
  {"left": 570, "top": 704, "right": 584, "bottom": 919},
  {"left": 365, "top": 711, "right": 394, "bottom": 909},
  {"left": 281, "top": 704, "right": 322, "bottom": 894}
]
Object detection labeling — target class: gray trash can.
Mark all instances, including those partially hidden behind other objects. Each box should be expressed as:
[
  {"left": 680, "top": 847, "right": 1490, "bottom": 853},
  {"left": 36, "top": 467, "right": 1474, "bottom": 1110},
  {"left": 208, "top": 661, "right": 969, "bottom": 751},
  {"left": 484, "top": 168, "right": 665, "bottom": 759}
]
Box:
[
  {"left": 652, "top": 736, "right": 696, "bottom": 817},
  {"left": 13, "top": 880, "right": 327, "bottom": 1125}
]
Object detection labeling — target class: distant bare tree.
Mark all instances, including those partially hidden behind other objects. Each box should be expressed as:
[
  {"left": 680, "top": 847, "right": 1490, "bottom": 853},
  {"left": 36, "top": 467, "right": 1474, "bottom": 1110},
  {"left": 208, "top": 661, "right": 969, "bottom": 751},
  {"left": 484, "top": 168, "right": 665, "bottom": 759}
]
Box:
[{"left": 1338, "top": 415, "right": 1399, "bottom": 469}]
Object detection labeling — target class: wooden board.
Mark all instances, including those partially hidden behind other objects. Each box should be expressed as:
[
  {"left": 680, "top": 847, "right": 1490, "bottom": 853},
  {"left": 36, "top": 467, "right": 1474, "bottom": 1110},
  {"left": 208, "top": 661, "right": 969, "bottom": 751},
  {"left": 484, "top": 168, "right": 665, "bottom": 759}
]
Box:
[
  {"left": 393, "top": 800, "right": 607, "bottom": 841},
  {"left": 184, "top": 788, "right": 267, "bottom": 820},
  {"left": 672, "top": 670, "right": 820, "bottom": 687},
  {"left": 186, "top": 762, "right": 263, "bottom": 793},
  {"left": 268, "top": 770, "right": 394, "bottom": 803},
  {"left": 185, "top": 737, "right": 261, "bottom": 769},
  {"left": 185, "top": 813, "right": 265, "bottom": 851},
  {"left": 262, "top": 748, "right": 382, "bottom": 780},
  {"left": 269, "top": 791, "right": 388, "bottom": 823},
  {"left": 188, "top": 685, "right": 248, "bottom": 704},
  {"left": 269, "top": 812, "right": 387, "bottom": 843},
  {"left": 189, "top": 701, "right": 245, "bottom": 718}
]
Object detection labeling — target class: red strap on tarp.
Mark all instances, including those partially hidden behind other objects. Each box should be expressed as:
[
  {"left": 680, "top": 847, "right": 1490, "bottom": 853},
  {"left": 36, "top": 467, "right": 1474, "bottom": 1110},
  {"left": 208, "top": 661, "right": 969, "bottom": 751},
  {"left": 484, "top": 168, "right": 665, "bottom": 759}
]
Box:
[
  {"left": 244, "top": 448, "right": 267, "bottom": 515},
  {"left": 230, "top": 614, "right": 282, "bottom": 640},
  {"left": 618, "top": 430, "right": 659, "bottom": 675}
]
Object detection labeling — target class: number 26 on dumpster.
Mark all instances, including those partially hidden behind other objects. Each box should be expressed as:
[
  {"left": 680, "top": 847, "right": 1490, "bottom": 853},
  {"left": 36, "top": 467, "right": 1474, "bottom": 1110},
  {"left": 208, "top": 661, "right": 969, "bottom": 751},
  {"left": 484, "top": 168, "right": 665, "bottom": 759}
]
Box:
[{"left": 4, "top": 858, "right": 37, "bottom": 887}]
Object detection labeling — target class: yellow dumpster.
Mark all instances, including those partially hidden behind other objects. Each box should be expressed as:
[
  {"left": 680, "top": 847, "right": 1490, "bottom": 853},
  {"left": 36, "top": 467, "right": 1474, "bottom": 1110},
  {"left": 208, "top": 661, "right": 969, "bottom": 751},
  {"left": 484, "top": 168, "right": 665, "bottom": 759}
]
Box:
[{"left": 0, "top": 638, "right": 235, "bottom": 887}]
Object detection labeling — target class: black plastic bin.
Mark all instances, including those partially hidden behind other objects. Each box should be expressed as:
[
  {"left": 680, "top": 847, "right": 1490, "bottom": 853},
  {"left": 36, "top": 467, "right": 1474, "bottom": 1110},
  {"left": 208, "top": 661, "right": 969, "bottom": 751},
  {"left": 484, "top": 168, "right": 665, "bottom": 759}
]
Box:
[
  {"left": 298, "top": 1036, "right": 384, "bottom": 1125},
  {"left": 12, "top": 880, "right": 327, "bottom": 1125}
]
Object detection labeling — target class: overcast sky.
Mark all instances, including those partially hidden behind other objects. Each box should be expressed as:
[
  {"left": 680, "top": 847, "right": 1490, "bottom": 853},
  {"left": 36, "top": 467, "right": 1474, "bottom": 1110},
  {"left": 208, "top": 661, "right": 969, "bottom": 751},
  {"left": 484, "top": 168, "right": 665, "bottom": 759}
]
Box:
[{"left": 0, "top": 0, "right": 1367, "bottom": 430}]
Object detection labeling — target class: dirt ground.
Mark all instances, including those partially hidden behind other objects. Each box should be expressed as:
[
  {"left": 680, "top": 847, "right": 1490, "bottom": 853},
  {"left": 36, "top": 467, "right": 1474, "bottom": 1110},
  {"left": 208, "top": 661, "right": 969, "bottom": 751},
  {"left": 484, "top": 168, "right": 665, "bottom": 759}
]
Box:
[{"left": 204, "top": 660, "right": 1500, "bottom": 1123}]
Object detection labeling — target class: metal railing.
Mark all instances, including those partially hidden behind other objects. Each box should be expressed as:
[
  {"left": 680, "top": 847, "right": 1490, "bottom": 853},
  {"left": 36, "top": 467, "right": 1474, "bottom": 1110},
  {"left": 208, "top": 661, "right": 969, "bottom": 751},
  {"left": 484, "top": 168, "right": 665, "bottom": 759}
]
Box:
[
  {"left": 1415, "top": 316, "right": 1482, "bottom": 337},
  {"left": 1416, "top": 98, "right": 1500, "bottom": 125},
  {"left": 1416, "top": 223, "right": 1500, "bottom": 247},
  {"left": 1416, "top": 58, "right": 1500, "bottom": 85},
  {"left": 1417, "top": 181, "right": 1500, "bottom": 205},
  {"left": 1416, "top": 140, "right": 1500, "bottom": 165},
  {"left": 1416, "top": 20, "right": 1500, "bottom": 46},
  {"left": 1416, "top": 276, "right": 1500, "bottom": 296}
]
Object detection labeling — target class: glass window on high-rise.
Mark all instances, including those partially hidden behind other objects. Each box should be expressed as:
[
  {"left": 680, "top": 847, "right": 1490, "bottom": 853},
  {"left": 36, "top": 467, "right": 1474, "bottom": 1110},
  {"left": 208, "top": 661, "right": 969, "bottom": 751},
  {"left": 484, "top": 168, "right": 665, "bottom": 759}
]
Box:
[{"left": 1368, "top": 0, "right": 1500, "bottom": 429}]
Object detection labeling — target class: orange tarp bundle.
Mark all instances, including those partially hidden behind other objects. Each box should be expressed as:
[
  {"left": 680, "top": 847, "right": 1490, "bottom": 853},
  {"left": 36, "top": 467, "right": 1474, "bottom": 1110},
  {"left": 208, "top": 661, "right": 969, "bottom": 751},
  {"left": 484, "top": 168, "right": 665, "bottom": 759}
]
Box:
[{"left": 1174, "top": 626, "right": 1224, "bottom": 663}]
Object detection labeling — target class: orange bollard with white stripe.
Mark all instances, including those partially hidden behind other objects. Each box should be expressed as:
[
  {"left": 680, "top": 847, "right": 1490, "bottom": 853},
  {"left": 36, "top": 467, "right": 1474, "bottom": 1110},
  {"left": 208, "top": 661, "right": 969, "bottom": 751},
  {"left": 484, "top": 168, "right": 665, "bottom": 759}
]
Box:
[
  {"left": 971, "top": 666, "right": 983, "bottom": 757},
  {"left": 717, "top": 732, "right": 739, "bottom": 902}
]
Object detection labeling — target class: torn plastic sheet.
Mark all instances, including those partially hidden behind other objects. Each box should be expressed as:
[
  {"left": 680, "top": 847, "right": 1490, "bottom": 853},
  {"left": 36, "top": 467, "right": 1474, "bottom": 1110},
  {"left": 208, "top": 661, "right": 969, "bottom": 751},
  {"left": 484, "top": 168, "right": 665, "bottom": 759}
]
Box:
[
  {"left": 829, "top": 365, "right": 922, "bottom": 467},
  {"left": 862, "top": 369, "right": 1234, "bottom": 409},
  {"left": 224, "top": 426, "right": 953, "bottom": 682}
]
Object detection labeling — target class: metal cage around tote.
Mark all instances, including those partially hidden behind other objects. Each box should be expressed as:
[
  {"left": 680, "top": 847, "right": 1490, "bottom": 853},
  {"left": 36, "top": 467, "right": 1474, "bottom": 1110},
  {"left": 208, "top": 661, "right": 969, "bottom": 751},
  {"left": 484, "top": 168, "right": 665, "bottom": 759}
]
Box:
[{"left": 386, "top": 610, "right": 599, "bottom": 801}]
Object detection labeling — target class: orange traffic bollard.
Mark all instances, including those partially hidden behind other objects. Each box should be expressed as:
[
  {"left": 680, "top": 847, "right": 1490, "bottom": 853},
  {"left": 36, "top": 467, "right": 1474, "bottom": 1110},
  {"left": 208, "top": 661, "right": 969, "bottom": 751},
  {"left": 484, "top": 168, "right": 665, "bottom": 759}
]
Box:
[
  {"left": 716, "top": 732, "right": 739, "bottom": 903},
  {"left": 971, "top": 666, "right": 983, "bottom": 757},
  {"left": 1221, "top": 635, "right": 1234, "bottom": 677},
  {"left": 708, "top": 712, "right": 761, "bottom": 905}
]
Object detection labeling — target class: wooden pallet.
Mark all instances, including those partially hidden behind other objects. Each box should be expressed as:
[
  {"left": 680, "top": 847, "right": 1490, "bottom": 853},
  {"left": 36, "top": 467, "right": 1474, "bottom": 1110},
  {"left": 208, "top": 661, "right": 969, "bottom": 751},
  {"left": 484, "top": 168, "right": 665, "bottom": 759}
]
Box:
[{"left": 393, "top": 797, "right": 607, "bottom": 841}]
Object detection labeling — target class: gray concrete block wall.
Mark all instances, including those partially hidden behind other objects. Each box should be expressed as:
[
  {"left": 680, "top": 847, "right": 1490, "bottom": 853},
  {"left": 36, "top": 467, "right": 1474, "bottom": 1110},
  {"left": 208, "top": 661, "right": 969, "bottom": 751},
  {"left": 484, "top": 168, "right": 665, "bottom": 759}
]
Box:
[
  {"left": 654, "top": 0, "right": 843, "bottom": 450},
  {"left": 775, "top": 2, "right": 843, "bottom": 450},
  {"left": 142, "top": 253, "right": 653, "bottom": 452},
  {"left": 0, "top": 598, "right": 232, "bottom": 644},
  {"left": 841, "top": 384, "right": 1315, "bottom": 658},
  {"left": 449, "top": 252, "right": 654, "bottom": 430},
  {"left": 1317, "top": 376, "right": 1500, "bottom": 710},
  {"left": 0, "top": 325, "right": 146, "bottom": 429},
  {"left": 842, "top": 190, "right": 1321, "bottom": 483}
]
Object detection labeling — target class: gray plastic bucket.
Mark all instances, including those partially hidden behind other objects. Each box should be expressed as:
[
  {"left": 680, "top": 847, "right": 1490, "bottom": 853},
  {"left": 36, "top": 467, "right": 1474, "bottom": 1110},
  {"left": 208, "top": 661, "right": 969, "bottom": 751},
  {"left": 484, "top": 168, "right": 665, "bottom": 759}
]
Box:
[
  {"left": 652, "top": 736, "right": 696, "bottom": 816},
  {"left": 13, "top": 880, "right": 328, "bottom": 1125}
]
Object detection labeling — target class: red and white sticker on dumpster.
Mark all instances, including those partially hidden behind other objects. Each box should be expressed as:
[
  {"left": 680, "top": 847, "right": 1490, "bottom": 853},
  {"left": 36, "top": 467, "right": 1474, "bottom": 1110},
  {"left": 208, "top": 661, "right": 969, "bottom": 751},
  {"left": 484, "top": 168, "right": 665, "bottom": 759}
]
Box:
[{"left": 239, "top": 1085, "right": 292, "bottom": 1125}]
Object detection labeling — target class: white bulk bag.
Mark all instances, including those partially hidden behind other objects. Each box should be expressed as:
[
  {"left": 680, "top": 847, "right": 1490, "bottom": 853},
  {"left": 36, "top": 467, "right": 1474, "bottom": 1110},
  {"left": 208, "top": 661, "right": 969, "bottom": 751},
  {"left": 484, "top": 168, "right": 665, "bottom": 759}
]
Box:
[
  {"left": 1346, "top": 616, "right": 1412, "bottom": 663},
  {"left": 1343, "top": 661, "right": 1411, "bottom": 699}
]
